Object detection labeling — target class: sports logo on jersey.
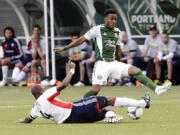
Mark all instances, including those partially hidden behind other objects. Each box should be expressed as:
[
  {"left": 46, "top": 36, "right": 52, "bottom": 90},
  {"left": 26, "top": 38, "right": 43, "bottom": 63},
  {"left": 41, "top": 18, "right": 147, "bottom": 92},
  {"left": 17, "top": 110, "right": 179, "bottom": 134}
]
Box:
[
  {"left": 11, "top": 43, "right": 14, "bottom": 47},
  {"left": 104, "top": 40, "right": 116, "bottom": 47}
]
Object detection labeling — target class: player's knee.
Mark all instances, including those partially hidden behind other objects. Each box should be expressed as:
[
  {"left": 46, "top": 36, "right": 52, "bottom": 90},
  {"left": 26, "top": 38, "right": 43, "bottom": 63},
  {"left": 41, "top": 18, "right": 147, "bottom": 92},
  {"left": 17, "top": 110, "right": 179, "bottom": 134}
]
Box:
[
  {"left": 32, "top": 60, "right": 37, "bottom": 65},
  {"left": 41, "top": 60, "right": 46, "bottom": 65},
  {"left": 15, "top": 62, "right": 23, "bottom": 68},
  {"left": 154, "top": 58, "right": 159, "bottom": 64},
  {"left": 167, "top": 59, "right": 172, "bottom": 64},
  {"left": 128, "top": 66, "right": 141, "bottom": 75},
  {"left": 22, "top": 66, "right": 30, "bottom": 73}
]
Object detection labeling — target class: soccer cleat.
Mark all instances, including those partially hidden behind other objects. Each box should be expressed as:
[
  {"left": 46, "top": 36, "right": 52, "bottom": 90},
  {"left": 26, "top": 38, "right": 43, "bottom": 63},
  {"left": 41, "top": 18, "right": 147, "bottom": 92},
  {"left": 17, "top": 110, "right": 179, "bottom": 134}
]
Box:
[
  {"left": 155, "top": 82, "right": 172, "bottom": 96},
  {"left": 74, "top": 81, "right": 85, "bottom": 87},
  {"left": 104, "top": 115, "right": 123, "bottom": 123},
  {"left": 163, "top": 79, "right": 170, "bottom": 85},
  {"left": 154, "top": 80, "right": 161, "bottom": 85},
  {"left": 142, "top": 92, "right": 151, "bottom": 109}
]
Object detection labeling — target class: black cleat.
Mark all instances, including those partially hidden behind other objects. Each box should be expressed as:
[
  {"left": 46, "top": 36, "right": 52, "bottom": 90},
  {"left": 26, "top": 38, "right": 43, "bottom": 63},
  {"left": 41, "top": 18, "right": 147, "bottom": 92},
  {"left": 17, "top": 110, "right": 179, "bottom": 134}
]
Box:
[{"left": 143, "top": 92, "right": 151, "bottom": 109}]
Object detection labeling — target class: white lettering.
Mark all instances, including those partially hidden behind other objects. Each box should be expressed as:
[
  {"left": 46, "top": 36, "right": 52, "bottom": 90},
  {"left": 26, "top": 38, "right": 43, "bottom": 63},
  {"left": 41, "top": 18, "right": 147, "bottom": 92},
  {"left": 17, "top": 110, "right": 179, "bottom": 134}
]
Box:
[{"left": 131, "top": 15, "right": 176, "bottom": 24}]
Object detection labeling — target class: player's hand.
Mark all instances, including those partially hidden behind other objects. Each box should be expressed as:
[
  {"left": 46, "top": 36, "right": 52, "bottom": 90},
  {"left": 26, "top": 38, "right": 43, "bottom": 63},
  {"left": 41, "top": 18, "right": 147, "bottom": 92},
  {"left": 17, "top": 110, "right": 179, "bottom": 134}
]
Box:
[
  {"left": 54, "top": 47, "right": 64, "bottom": 52},
  {"left": 16, "top": 119, "right": 25, "bottom": 123},
  {"left": 143, "top": 56, "right": 149, "bottom": 62}
]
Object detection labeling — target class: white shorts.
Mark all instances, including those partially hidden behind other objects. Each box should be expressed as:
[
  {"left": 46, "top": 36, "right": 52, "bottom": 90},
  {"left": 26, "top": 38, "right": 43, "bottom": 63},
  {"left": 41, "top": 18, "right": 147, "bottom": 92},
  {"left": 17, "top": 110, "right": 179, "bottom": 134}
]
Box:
[{"left": 92, "top": 61, "right": 131, "bottom": 85}]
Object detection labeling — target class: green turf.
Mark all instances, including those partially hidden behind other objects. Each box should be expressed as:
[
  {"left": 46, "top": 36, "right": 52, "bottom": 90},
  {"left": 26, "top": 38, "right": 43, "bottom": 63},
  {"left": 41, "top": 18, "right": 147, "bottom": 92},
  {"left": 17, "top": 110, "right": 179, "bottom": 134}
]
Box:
[{"left": 0, "top": 86, "right": 180, "bottom": 135}]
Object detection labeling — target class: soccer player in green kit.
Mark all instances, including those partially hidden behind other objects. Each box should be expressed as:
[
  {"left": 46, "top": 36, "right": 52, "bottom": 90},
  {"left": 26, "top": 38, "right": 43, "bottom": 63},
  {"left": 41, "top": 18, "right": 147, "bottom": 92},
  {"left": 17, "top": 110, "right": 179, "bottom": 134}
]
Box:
[{"left": 54, "top": 9, "right": 171, "bottom": 97}]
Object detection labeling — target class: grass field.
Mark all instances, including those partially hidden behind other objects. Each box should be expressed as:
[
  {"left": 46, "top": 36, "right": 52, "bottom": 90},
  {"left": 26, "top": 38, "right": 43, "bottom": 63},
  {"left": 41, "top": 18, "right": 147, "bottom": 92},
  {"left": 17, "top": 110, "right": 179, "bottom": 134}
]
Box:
[{"left": 0, "top": 86, "right": 180, "bottom": 135}]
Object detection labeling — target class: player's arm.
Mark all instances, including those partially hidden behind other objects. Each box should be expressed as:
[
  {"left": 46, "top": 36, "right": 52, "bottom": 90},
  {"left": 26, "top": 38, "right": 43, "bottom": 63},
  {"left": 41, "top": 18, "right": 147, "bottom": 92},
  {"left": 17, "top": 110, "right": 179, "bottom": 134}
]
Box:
[
  {"left": 142, "top": 47, "right": 148, "bottom": 57},
  {"left": 120, "top": 52, "right": 135, "bottom": 61},
  {"left": 54, "top": 37, "right": 86, "bottom": 52},
  {"left": 116, "top": 45, "right": 121, "bottom": 61},
  {"left": 17, "top": 116, "right": 33, "bottom": 124},
  {"left": 56, "top": 61, "right": 75, "bottom": 93},
  {"left": 37, "top": 47, "right": 46, "bottom": 60}
]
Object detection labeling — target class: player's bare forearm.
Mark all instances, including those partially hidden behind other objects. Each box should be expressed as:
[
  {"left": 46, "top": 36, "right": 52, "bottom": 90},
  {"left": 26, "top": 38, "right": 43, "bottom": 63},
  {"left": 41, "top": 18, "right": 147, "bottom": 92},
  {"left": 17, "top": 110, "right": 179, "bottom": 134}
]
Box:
[
  {"left": 116, "top": 45, "right": 121, "bottom": 61},
  {"left": 17, "top": 117, "right": 33, "bottom": 124},
  {"left": 54, "top": 37, "right": 86, "bottom": 52},
  {"left": 142, "top": 47, "right": 148, "bottom": 57},
  {"left": 67, "top": 36, "right": 86, "bottom": 49},
  {"left": 56, "top": 61, "right": 75, "bottom": 92}
]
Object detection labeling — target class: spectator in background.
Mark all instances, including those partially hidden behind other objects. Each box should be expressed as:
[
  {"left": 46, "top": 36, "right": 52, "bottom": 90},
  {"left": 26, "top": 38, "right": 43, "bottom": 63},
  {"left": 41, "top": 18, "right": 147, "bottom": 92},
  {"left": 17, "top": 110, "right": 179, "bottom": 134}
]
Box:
[
  {"left": 11, "top": 26, "right": 39, "bottom": 85},
  {"left": 82, "top": 43, "right": 95, "bottom": 84},
  {"left": 0, "top": 26, "right": 23, "bottom": 86},
  {"left": 66, "top": 33, "right": 92, "bottom": 86},
  {"left": 142, "top": 24, "right": 161, "bottom": 80},
  {"left": 120, "top": 31, "right": 142, "bottom": 65},
  {"left": 154, "top": 31, "right": 177, "bottom": 85},
  {"left": 30, "top": 25, "right": 47, "bottom": 84}
]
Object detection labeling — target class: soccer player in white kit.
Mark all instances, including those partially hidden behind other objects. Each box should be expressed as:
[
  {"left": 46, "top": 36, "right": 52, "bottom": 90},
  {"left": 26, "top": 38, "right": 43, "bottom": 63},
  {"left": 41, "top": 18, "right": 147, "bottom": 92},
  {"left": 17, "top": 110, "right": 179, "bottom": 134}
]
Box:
[
  {"left": 17, "top": 61, "right": 151, "bottom": 124},
  {"left": 54, "top": 9, "right": 171, "bottom": 97}
]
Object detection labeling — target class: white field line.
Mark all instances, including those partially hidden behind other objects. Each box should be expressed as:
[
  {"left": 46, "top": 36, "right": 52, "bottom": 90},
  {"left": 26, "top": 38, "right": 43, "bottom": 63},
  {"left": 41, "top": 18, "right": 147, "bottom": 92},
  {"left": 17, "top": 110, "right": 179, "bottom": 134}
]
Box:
[
  {"left": 0, "top": 99, "right": 180, "bottom": 109},
  {"left": 0, "top": 105, "right": 32, "bottom": 109}
]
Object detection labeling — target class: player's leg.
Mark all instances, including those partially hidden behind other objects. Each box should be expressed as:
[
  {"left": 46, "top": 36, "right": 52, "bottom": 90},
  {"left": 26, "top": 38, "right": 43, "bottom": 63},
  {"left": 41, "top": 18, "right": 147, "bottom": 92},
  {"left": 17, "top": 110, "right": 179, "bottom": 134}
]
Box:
[
  {"left": 84, "top": 61, "right": 109, "bottom": 98},
  {"left": 112, "top": 61, "right": 171, "bottom": 95},
  {"left": 31, "top": 59, "right": 40, "bottom": 74},
  {"left": 154, "top": 57, "right": 161, "bottom": 84},
  {"left": 129, "top": 66, "right": 171, "bottom": 95},
  {"left": 15, "top": 66, "right": 30, "bottom": 83},
  {"left": 12, "top": 62, "right": 23, "bottom": 82},
  {"left": 40, "top": 59, "right": 46, "bottom": 77},
  {"left": 74, "top": 62, "right": 85, "bottom": 86},
  {"left": 0, "top": 58, "right": 11, "bottom": 86},
  {"left": 102, "top": 92, "right": 150, "bottom": 109},
  {"left": 165, "top": 58, "right": 173, "bottom": 84},
  {"left": 84, "top": 84, "right": 102, "bottom": 98}
]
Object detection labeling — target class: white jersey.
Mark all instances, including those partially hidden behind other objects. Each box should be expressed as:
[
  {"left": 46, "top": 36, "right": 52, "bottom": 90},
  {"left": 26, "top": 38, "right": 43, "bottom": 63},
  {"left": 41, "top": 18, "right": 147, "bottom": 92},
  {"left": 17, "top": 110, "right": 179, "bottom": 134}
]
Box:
[
  {"left": 84, "top": 24, "right": 122, "bottom": 62},
  {"left": 29, "top": 87, "right": 73, "bottom": 124}
]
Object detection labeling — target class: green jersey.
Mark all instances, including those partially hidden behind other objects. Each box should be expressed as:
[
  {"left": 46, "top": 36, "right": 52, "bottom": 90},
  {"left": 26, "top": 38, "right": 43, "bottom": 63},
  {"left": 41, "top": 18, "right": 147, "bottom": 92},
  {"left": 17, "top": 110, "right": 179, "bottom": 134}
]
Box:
[{"left": 84, "top": 25, "right": 121, "bottom": 62}]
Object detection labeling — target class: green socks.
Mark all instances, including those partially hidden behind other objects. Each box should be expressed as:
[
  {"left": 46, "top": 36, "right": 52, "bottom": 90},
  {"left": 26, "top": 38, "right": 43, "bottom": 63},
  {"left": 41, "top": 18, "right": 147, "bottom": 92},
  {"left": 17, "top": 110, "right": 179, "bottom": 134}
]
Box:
[
  {"left": 135, "top": 71, "right": 156, "bottom": 91},
  {"left": 83, "top": 90, "right": 95, "bottom": 98}
]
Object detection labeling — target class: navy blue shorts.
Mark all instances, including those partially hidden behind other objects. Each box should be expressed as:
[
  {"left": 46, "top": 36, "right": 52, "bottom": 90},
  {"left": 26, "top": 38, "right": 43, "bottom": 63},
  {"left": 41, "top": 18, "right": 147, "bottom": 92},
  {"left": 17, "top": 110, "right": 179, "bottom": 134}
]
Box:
[
  {"left": 21, "top": 55, "right": 32, "bottom": 67},
  {"left": 64, "top": 96, "right": 108, "bottom": 123}
]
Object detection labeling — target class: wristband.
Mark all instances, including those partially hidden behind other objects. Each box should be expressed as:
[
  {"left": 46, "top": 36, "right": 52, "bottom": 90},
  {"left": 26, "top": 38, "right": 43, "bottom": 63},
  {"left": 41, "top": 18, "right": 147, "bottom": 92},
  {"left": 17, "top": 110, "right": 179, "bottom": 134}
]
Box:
[
  {"left": 70, "top": 69, "right": 75, "bottom": 75},
  {"left": 63, "top": 46, "right": 68, "bottom": 50}
]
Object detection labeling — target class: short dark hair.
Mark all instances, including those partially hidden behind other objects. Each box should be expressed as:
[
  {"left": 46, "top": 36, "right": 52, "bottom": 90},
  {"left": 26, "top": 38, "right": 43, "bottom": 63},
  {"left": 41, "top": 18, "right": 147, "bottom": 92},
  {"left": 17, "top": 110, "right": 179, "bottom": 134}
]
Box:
[
  {"left": 33, "top": 24, "right": 41, "bottom": 31},
  {"left": 71, "top": 32, "right": 80, "bottom": 37},
  {"left": 104, "top": 8, "right": 117, "bottom": 17},
  {"left": 4, "top": 26, "right": 15, "bottom": 38},
  {"left": 162, "top": 31, "right": 168, "bottom": 35}
]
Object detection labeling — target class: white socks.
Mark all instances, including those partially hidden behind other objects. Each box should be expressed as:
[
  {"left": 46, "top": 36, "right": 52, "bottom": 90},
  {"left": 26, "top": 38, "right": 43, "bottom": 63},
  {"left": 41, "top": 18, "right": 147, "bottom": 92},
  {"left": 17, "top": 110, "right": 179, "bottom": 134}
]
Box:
[
  {"left": 15, "top": 71, "right": 26, "bottom": 83},
  {"left": 12, "top": 67, "right": 21, "bottom": 81},
  {"left": 114, "top": 97, "right": 146, "bottom": 108},
  {"left": 2, "top": 65, "right": 8, "bottom": 82}
]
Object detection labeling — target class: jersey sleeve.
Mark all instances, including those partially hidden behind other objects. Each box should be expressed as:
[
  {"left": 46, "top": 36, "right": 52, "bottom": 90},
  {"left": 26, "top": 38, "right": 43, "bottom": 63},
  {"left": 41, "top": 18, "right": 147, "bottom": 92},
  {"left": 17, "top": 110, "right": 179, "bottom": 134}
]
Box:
[
  {"left": 42, "top": 87, "right": 60, "bottom": 101},
  {"left": 116, "top": 32, "right": 122, "bottom": 46},
  {"left": 144, "top": 36, "right": 150, "bottom": 48},
  {"left": 170, "top": 40, "right": 177, "bottom": 53},
  {"left": 84, "top": 26, "right": 99, "bottom": 40},
  {"left": 129, "top": 40, "right": 137, "bottom": 51},
  {"left": 29, "top": 106, "right": 38, "bottom": 120}
]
